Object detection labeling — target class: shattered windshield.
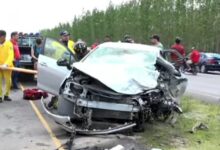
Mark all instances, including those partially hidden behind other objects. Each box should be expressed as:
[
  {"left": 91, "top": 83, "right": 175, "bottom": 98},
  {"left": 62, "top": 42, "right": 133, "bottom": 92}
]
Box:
[{"left": 83, "top": 46, "right": 157, "bottom": 67}]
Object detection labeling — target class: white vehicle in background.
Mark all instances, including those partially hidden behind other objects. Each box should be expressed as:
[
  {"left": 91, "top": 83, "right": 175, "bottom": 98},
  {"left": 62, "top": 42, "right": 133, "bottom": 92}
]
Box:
[{"left": 37, "top": 38, "right": 187, "bottom": 135}]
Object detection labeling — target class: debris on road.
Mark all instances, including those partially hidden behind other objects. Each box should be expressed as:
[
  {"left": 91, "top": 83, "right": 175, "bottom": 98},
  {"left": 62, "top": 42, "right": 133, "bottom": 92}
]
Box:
[
  {"left": 189, "top": 122, "right": 209, "bottom": 134},
  {"left": 109, "top": 145, "right": 125, "bottom": 150}
]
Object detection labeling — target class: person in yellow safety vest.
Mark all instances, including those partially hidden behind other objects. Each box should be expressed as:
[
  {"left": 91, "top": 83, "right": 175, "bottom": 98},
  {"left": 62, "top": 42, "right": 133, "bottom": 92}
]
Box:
[
  {"left": 59, "top": 30, "right": 75, "bottom": 54},
  {"left": 0, "top": 30, "right": 14, "bottom": 102}
]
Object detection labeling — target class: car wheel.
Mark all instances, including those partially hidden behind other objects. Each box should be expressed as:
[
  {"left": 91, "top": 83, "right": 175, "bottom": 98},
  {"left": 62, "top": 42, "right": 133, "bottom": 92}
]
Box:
[{"left": 200, "top": 65, "right": 207, "bottom": 73}]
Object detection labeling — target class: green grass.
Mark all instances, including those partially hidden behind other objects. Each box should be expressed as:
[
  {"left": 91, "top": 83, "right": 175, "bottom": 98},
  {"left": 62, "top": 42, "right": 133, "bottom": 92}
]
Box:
[{"left": 140, "top": 96, "right": 220, "bottom": 150}]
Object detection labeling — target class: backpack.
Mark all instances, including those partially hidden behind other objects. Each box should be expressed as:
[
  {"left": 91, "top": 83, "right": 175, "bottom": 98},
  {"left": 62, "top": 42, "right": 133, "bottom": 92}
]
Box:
[{"left": 23, "top": 88, "right": 48, "bottom": 100}]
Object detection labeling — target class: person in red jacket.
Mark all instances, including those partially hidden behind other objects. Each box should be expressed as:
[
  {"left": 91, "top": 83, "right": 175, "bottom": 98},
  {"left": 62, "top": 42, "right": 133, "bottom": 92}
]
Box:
[
  {"left": 171, "top": 37, "right": 186, "bottom": 63},
  {"left": 10, "top": 32, "right": 21, "bottom": 89},
  {"left": 186, "top": 47, "right": 201, "bottom": 71},
  {"left": 190, "top": 48, "right": 200, "bottom": 64}
]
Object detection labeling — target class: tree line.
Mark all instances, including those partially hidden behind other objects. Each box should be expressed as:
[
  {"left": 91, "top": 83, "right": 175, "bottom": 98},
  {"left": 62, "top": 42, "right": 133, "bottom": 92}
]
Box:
[{"left": 41, "top": 0, "right": 220, "bottom": 53}]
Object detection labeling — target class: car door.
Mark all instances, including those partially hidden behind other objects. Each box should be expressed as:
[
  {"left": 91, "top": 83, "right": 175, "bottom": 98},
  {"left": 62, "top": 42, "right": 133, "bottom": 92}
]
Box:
[{"left": 37, "top": 38, "right": 74, "bottom": 95}]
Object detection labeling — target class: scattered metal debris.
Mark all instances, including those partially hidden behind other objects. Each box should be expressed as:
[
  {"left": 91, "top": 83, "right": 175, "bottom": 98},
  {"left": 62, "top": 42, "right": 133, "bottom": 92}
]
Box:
[
  {"left": 109, "top": 145, "right": 125, "bottom": 150},
  {"left": 151, "top": 148, "right": 162, "bottom": 150}
]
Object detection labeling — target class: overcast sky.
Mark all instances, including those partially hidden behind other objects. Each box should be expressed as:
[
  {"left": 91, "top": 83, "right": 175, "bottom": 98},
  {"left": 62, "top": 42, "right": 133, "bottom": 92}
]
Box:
[{"left": 1, "top": 0, "right": 127, "bottom": 38}]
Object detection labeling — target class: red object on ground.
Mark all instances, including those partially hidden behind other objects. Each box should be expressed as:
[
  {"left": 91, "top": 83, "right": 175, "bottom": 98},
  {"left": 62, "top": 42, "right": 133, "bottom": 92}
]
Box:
[
  {"left": 171, "top": 44, "right": 186, "bottom": 61},
  {"left": 23, "top": 88, "right": 48, "bottom": 100},
  {"left": 190, "top": 50, "right": 200, "bottom": 63}
]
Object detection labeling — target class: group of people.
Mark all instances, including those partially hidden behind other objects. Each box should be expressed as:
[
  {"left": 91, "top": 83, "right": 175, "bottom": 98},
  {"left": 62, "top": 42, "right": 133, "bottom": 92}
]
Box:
[
  {"left": 0, "top": 30, "right": 44, "bottom": 102},
  {"left": 0, "top": 30, "right": 29, "bottom": 102},
  {"left": 170, "top": 37, "right": 200, "bottom": 71},
  {"left": 91, "top": 34, "right": 200, "bottom": 69},
  {"left": 0, "top": 28, "right": 201, "bottom": 103},
  {"left": 120, "top": 34, "right": 200, "bottom": 71}
]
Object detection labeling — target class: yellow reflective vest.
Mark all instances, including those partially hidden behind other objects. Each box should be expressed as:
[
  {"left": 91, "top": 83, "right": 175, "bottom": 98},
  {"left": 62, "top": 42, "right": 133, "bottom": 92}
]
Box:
[
  {"left": 0, "top": 41, "right": 14, "bottom": 67},
  {"left": 68, "top": 40, "right": 75, "bottom": 54}
]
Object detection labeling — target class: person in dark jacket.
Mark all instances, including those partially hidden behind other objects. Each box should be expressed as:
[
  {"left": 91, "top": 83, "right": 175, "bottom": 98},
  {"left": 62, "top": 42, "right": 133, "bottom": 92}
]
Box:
[{"left": 31, "top": 38, "right": 43, "bottom": 70}]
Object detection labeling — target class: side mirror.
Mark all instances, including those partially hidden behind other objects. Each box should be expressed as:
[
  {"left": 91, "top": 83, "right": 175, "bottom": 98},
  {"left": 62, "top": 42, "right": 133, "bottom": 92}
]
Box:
[{"left": 57, "top": 58, "right": 72, "bottom": 70}]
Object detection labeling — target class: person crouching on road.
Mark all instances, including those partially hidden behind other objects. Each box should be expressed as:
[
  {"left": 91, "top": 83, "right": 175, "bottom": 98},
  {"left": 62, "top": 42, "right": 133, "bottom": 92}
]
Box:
[
  {"left": 0, "top": 30, "right": 14, "bottom": 102},
  {"left": 11, "top": 32, "right": 21, "bottom": 89}
]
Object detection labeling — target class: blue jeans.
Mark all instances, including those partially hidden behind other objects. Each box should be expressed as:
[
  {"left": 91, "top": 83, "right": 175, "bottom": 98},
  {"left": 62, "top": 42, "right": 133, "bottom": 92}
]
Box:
[{"left": 12, "top": 60, "right": 20, "bottom": 88}]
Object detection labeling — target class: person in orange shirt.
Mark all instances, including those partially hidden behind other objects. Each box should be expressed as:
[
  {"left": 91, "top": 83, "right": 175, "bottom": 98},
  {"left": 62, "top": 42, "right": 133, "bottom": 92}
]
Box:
[{"left": 0, "top": 30, "right": 14, "bottom": 102}]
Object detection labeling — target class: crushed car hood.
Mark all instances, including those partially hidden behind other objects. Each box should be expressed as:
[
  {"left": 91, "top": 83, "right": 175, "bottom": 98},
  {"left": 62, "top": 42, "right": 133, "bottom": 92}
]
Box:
[
  {"left": 73, "top": 57, "right": 160, "bottom": 95},
  {"left": 73, "top": 63, "right": 159, "bottom": 95}
]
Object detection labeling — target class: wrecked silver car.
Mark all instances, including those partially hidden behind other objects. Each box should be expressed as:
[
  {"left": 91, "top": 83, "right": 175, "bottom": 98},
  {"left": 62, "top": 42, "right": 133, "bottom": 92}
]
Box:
[{"left": 38, "top": 38, "right": 187, "bottom": 135}]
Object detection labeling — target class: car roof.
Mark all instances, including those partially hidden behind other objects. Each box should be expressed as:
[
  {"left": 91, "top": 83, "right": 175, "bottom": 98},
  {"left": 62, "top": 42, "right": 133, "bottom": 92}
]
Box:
[{"left": 99, "top": 42, "right": 160, "bottom": 52}]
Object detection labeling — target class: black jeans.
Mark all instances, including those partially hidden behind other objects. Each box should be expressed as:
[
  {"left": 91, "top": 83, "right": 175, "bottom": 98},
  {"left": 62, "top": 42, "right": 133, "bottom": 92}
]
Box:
[{"left": 12, "top": 60, "right": 20, "bottom": 88}]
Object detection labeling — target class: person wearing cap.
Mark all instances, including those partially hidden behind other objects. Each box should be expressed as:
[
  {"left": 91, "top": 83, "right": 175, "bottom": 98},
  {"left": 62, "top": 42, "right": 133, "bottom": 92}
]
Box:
[
  {"left": 10, "top": 31, "right": 21, "bottom": 89},
  {"left": 60, "top": 31, "right": 75, "bottom": 54},
  {"left": 150, "top": 34, "right": 164, "bottom": 50},
  {"left": 0, "top": 30, "right": 14, "bottom": 102}
]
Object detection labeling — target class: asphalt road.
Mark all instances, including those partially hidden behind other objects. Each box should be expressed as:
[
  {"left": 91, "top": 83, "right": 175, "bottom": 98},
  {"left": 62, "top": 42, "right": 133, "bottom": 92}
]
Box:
[
  {"left": 0, "top": 82, "right": 145, "bottom": 150},
  {"left": 185, "top": 72, "right": 220, "bottom": 104}
]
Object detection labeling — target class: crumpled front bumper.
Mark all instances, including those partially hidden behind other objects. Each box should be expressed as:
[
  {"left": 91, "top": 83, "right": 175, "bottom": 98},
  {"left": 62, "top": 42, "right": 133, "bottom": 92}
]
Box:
[
  {"left": 41, "top": 97, "right": 136, "bottom": 135},
  {"left": 40, "top": 97, "right": 71, "bottom": 125}
]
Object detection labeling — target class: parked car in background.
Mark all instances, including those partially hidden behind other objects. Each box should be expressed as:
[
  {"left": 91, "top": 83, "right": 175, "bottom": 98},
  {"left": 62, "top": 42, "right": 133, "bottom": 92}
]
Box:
[{"left": 199, "top": 53, "right": 220, "bottom": 73}]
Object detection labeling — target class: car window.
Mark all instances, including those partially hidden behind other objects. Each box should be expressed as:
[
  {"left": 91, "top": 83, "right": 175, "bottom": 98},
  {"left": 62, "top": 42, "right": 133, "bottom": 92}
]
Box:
[{"left": 44, "top": 38, "right": 74, "bottom": 62}]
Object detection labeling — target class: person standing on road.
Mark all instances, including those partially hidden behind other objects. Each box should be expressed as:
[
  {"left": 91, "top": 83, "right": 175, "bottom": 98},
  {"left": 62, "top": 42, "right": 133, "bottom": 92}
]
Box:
[
  {"left": 0, "top": 30, "right": 14, "bottom": 102},
  {"left": 31, "top": 38, "right": 43, "bottom": 70},
  {"left": 11, "top": 32, "right": 21, "bottom": 89},
  {"left": 59, "top": 30, "right": 75, "bottom": 54},
  {"left": 150, "top": 34, "right": 164, "bottom": 50},
  {"left": 171, "top": 37, "right": 186, "bottom": 63}
]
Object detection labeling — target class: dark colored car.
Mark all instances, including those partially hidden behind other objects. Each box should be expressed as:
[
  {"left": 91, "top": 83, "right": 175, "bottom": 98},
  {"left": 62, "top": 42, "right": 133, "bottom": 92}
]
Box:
[{"left": 199, "top": 53, "right": 220, "bottom": 73}]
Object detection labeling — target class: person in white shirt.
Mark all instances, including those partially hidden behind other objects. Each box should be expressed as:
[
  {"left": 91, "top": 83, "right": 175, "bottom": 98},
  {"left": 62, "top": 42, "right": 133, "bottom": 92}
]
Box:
[{"left": 150, "top": 34, "right": 164, "bottom": 51}]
